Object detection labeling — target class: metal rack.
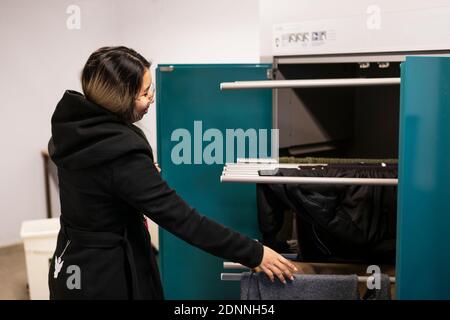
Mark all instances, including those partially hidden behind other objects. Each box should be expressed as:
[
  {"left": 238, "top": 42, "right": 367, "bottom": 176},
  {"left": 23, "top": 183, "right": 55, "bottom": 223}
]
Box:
[
  {"left": 221, "top": 261, "right": 396, "bottom": 283},
  {"left": 220, "top": 78, "right": 401, "bottom": 90},
  {"left": 220, "top": 273, "right": 396, "bottom": 283},
  {"left": 220, "top": 160, "right": 398, "bottom": 186}
]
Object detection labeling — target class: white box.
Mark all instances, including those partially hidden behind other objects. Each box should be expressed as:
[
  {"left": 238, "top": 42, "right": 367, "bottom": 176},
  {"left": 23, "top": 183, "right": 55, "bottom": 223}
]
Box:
[{"left": 20, "top": 218, "right": 60, "bottom": 300}]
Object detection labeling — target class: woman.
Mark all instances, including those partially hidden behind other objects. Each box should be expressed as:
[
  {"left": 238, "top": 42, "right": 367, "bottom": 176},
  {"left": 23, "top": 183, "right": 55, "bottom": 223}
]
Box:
[{"left": 48, "top": 46, "right": 296, "bottom": 299}]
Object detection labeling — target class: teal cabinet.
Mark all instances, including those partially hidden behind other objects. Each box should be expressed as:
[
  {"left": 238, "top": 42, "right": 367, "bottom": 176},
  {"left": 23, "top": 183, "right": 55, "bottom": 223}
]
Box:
[
  {"left": 156, "top": 64, "right": 272, "bottom": 299},
  {"left": 397, "top": 57, "right": 450, "bottom": 299},
  {"left": 155, "top": 58, "right": 450, "bottom": 300}
]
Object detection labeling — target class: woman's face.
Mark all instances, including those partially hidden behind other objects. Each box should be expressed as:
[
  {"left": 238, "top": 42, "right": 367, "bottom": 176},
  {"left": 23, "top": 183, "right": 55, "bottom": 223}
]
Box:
[{"left": 134, "top": 68, "right": 154, "bottom": 120}]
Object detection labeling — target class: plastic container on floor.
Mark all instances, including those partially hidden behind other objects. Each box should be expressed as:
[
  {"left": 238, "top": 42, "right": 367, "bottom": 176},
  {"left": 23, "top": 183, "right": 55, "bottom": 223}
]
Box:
[{"left": 20, "top": 218, "right": 60, "bottom": 300}]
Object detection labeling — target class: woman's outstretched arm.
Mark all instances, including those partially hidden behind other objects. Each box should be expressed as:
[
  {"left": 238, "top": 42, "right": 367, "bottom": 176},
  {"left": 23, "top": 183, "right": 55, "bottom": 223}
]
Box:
[{"left": 111, "top": 151, "right": 296, "bottom": 282}]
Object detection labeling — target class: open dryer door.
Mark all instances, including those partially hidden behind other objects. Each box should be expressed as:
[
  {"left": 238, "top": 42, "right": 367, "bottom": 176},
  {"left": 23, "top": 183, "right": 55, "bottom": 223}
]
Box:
[{"left": 156, "top": 64, "right": 272, "bottom": 299}]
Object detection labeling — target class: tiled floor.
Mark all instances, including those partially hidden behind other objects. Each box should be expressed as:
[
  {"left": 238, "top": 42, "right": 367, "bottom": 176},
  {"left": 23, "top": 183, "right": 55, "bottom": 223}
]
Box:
[{"left": 0, "top": 244, "right": 30, "bottom": 300}]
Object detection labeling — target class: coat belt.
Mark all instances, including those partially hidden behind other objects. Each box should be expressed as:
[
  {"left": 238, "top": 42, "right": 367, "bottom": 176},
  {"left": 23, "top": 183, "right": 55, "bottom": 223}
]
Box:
[{"left": 60, "top": 219, "right": 141, "bottom": 299}]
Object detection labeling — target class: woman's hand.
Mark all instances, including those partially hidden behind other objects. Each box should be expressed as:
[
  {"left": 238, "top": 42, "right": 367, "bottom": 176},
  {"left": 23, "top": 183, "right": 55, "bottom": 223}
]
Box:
[
  {"left": 257, "top": 245, "right": 298, "bottom": 284},
  {"left": 154, "top": 163, "right": 161, "bottom": 173}
]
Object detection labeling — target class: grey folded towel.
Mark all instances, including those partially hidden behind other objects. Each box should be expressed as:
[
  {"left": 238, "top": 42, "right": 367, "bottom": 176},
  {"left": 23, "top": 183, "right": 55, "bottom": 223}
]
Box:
[{"left": 241, "top": 272, "right": 359, "bottom": 300}]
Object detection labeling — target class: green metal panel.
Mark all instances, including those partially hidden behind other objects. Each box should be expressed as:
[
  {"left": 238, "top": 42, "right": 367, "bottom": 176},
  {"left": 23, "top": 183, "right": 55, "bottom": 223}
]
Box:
[
  {"left": 397, "top": 56, "right": 450, "bottom": 299},
  {"left": 156, "top": 64, "right": 272, "bottom": 299}
]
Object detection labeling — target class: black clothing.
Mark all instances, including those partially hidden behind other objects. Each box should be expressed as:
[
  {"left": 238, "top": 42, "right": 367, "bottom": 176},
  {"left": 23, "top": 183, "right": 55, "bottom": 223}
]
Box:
[
  {"left": 257, "top": 164, "right": 397, "bottom": 263},
  {"left": 48, "top": 90, "right": 263, "bottom": 299}
]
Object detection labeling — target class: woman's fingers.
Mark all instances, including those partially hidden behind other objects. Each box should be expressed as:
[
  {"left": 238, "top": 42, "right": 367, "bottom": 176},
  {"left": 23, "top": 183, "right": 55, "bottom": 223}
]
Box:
[
  {"left": 260, "top": 261, "right": 289, "bottom": 284},
  {"left": 277, "top": 256, "right": 298, "bottom": 279},
  {"left": 259, "top": 245, "right": 298, "bottom": 284},
  {"left": 261, "top": 264, "right": 286, "bottom": 284},
  {"left": 274, "top": 260, "right": 294, "bottom": 281},
  {"left": 265, "top": 263, "right": 287, "bottom": 284},
  {"left": 260, "top": 265, "right": 275, "bottom": 283},
  {"left": 279, "top": 256, "right": 298, "bottom": 273}
]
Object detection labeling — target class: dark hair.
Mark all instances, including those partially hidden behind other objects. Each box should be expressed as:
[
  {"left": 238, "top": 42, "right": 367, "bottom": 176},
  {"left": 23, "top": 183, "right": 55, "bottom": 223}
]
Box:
[{"left": 81, "top": 46, "right": 151, "bottom": 123}]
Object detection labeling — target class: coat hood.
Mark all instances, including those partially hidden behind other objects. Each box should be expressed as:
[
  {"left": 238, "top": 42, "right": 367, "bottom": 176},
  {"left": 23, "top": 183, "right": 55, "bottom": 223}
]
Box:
[{"left": 48, "top": 90, "right": 152, "bottom": 170}]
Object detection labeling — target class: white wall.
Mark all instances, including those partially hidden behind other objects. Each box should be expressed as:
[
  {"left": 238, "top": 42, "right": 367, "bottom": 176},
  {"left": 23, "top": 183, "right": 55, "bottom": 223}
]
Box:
[
  {"left": 0, "top": 0, "right": 120, "bottom": 247},
  {"left": 0, "top": 0, "right": 260, "bottom": 247},
  {"left": 115, "top": 0, "right": 261, "bottom": 156}
]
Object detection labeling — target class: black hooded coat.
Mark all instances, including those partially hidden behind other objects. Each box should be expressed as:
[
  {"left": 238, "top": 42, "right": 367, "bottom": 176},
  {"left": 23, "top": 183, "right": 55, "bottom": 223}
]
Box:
[{"left": 48, "top": 90, "right": 263, "bottom": 299}]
